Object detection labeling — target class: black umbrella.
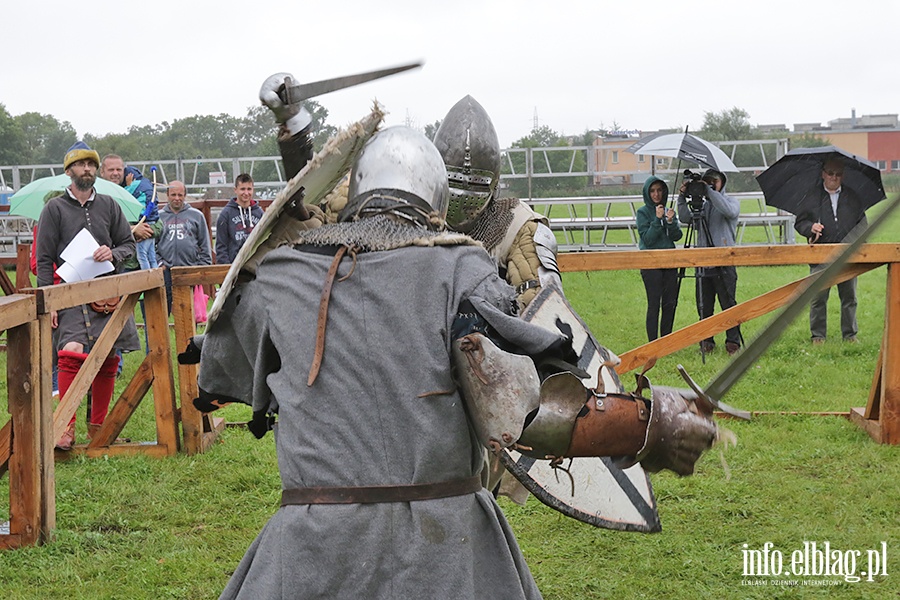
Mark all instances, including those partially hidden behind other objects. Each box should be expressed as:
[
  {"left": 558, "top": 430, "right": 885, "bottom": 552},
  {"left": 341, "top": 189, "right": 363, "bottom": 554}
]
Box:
[{"left": 756, "top": 145, "right": 885, "bottom": 214}]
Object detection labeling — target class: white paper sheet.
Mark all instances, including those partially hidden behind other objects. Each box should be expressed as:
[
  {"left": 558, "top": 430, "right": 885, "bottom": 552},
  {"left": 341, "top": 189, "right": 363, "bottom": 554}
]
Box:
[{"left": 55, "top": 228, "right": 115, "bottom": 283}]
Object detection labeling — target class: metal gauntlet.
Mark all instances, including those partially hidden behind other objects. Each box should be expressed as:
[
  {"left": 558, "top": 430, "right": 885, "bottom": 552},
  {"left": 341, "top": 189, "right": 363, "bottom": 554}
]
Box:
[
  {"left": 259, "top": 72, "right": 313, "bottom": 137},
  {"left": 634, "top": 385, "right": 717, "bottom": 476}
]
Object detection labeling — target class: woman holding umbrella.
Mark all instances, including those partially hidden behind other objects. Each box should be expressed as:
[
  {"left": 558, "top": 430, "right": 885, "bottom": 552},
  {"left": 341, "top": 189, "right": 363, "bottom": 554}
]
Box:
[{"left": 636, "top": 176, "right": 682, "bottom": 341}]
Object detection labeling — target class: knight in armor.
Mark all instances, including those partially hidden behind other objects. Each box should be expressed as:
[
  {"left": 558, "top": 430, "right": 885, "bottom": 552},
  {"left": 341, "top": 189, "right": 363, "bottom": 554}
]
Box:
[
  {"left": 432, "top": 96, "right": 629, "bottom": 503},
  {"left": 186, "top": 91, "right": 719, "bottom": 592},
  {"left": 192, "top": 125, "right": 571, "bottom": 599},
  {"left": 182, "top": 73, "right": 720, "bottom": 546},
  {"left": 433, "top": 95, "right": 561, "bottom": 311}
]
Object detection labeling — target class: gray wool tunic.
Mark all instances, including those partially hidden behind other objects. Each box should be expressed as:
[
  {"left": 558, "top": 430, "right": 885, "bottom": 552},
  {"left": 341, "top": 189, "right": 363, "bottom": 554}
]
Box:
[
  {"left": 199, "top": 241, "right": 564, "bottom": 600},
  {"left": 35, "top": 189, "right": 140, "bottom": 352}
]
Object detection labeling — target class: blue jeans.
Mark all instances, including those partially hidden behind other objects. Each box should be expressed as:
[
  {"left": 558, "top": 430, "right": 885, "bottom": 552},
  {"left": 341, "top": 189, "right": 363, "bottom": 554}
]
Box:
[{"left": 137, "top": 237, "right": 158, "bottom": 270}]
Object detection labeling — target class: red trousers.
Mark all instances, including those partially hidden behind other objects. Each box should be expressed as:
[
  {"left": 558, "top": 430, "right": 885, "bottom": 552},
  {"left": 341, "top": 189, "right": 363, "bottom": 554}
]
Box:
[{"left": 57, "top": 350, "right": 120, "bottom": 426}]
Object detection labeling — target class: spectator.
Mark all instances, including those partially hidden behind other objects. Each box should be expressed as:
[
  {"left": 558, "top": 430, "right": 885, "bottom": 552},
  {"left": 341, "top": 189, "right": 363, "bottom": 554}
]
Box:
[
  {"left": 156, "top": 181, "right": 212, "bottom": 313},
  {"left": 123, "top": 165, "right": 160, "bottom": 270},
  {"left": 676, "top": 168, "right": 742, "bottom": 355},
  {"left": 99, "top": 154, "right": 160, "bottom": 263},
  {"left": 215, "top": 173, "right": 263, "bottom": 264},
  {"left": 36, "top": 142, "right": 140, "bottom": 450},
  {"left": 636, "top": 176, "right": 683, "bottom": 341},
  {"left": 793, "top": 156, "right": 868, "bottom": 343},
  {"left": 99, "top": 154, "right": 158, "bottom": 360}
]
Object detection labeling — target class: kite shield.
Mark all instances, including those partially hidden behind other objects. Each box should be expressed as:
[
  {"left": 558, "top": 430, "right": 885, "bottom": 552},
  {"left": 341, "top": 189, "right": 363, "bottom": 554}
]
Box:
[
  {"left": 498, "top": 450, "right": 660, "bottom": 532},
  {"left": 520, "top": 284, "right": 623, "bottom": 394},
  {"left": 208, "top": 105, "right": 385, "bottom": 327},
  {"left": 512, "top": 284, "right": 660, "bottom": 532}
]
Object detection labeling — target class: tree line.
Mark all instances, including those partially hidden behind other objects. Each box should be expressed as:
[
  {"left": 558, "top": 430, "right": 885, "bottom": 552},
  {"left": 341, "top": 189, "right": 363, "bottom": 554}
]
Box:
[
  {"left": 0, "top": 101, "right": 337, "bottom": 169},
  {"left": 1, "top": 101, "right": 821, "bottom": 197}
]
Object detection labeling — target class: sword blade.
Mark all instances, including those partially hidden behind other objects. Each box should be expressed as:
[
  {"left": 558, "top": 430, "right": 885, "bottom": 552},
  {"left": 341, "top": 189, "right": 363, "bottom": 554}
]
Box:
[
  {"left": 703, "top": 193, "right": 900, "bottom": 403},
  {"left": 281, "top": 61, "right": 423, "bottom": 104}
]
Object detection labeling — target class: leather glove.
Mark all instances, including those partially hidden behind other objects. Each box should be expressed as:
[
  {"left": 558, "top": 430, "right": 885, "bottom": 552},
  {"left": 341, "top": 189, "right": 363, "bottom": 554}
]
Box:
[
  {"left": 248, "top": 409, "right": 276, "bottom": 439},
  {"left": 177, "top": 336, "right": 204, "bottom": 365},
  {"left": 259, "top": 72, "right": 312, "bottom": 136},
  {"left": 636, "top": 386, "right": 717, "bottom": 476},
  {"left": 192, "top": 387, "right": 240, "bottom": 413}
]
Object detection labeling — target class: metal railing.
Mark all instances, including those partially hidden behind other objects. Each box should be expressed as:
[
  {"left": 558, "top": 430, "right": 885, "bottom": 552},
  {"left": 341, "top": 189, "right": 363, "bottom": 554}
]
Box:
[
  {"left": 526, "top": 192, "right": 795, "bottom": 251},
  {"left": 0, "top": 141, "right": 794, "bottom": 257}
]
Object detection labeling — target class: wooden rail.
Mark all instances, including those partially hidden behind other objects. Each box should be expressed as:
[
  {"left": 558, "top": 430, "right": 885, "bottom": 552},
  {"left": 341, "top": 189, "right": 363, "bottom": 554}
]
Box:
[{"left": 558, "top": 243, "right": 900, "bottom": 445}]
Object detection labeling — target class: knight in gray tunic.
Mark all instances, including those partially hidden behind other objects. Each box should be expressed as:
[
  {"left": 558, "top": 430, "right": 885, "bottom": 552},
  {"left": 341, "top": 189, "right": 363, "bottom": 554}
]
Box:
[{"left": 196, "top": 126, "right": 572, "bottom": 599}]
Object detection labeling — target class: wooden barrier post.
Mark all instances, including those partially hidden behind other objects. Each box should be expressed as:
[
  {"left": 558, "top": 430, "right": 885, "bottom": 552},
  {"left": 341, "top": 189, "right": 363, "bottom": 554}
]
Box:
[
  {"left": 173, "top": 280, "right": 204, "bottom": 455},
  {"left": 171, "top": 265, "right": 229, "bottom": 455},
  {"left": 0, "top": 295, "right": 49, "bottom": 549},
  {"left": 143, "top": 284, "right": 180, "bottom": 454},
  {"left": 16, "top": 244, "right": 32, "bottom": 291},
  {"left": 851, "top": 262, "right": 900, "bottom": 443}
]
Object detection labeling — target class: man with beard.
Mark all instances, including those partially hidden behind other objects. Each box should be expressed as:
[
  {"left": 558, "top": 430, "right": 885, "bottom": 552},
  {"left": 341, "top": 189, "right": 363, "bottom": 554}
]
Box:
[{"left": 36, "top": 141, "right": 140, "bottom": 450}]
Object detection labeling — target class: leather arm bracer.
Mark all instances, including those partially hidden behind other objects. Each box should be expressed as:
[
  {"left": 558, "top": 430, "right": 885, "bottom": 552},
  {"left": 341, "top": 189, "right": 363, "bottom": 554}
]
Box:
[{"left": 517, "top": 374, "right": 716, "bottom": 476}]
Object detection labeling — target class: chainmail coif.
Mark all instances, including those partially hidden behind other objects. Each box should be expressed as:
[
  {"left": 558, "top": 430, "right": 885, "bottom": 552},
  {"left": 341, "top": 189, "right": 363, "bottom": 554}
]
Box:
[{"left": 467, "top": 197, "right": 520, "bottom": 252}]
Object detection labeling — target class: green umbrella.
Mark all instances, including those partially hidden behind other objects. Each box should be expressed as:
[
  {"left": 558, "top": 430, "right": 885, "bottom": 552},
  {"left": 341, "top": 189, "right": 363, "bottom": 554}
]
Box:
[{"left": 8, "top": 174, "right": 145, "bottom": 222}]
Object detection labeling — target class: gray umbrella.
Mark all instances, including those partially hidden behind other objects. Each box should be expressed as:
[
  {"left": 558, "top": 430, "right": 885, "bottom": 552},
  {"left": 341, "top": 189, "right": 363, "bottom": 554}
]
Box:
[{"left": 627, "top": 131, "right": 738, "bottom": 172}]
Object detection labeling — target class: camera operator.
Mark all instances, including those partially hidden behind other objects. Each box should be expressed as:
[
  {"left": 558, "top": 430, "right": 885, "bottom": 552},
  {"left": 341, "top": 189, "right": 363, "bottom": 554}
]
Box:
[{"left": 676, "top": 168, "right": 742, "bottom": 355}]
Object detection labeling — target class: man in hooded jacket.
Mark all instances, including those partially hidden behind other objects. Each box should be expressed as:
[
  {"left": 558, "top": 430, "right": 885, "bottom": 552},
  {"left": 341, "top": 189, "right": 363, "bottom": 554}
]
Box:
[
  {"left": 215, "top": 173, "right": 264, "bottom": 264},
  {"left": 676, "top": 168, "right": 742, "bottom": 355}
]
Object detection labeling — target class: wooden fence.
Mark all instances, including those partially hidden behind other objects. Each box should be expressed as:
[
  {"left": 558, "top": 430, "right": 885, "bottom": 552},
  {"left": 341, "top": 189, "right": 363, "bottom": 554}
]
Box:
[
  {"left": 2, "top": 244, "right": 899, "bottom": 549},
  {"left": 558, "top": 243, "right": 900, "bottom": 444}
]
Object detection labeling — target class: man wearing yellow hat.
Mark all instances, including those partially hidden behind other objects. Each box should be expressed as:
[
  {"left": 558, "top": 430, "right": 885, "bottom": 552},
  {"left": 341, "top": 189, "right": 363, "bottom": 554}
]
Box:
[{"left": 35, "top": 141, "right": 141, "bottom": 450}]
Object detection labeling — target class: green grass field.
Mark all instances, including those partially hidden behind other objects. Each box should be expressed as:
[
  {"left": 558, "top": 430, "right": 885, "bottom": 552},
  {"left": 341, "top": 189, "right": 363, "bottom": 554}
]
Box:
[{"left": 1, "top": 205, "right": 899, "bottom": 599}]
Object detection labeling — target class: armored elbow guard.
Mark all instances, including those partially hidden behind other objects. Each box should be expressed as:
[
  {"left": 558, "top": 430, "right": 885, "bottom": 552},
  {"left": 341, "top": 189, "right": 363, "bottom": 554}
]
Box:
[{"left": 452, "top": 332, "right": 541, "bottom": 452}]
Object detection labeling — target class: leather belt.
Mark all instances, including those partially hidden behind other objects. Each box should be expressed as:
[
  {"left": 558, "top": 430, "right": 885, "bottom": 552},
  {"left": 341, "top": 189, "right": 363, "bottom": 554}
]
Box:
[{"left": 281, "top": 475, "right": 481, "bottom": 506}]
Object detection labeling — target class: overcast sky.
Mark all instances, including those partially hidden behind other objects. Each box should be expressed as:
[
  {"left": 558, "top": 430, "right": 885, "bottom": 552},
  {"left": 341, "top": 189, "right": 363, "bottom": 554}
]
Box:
[{"left": 4, "top": 0, "right": 897, "bottom": 149}]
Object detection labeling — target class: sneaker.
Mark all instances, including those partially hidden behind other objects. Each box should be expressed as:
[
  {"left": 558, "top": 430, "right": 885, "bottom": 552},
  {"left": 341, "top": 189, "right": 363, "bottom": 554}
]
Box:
[
  {"left": 725, "top": 342, "right": 740, "bottom": 356},
  {"left": 811, "top": 338, "right": 826, "bottom": 345},
  {"left": 700, "top": 341, "right": 716, "bottom": 354},
  {"left": 843, "top": 335, "right": 859, "bottom": 343}
]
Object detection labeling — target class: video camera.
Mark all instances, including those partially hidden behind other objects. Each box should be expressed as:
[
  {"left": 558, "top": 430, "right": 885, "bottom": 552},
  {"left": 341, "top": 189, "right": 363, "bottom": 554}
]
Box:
[{"left": 682, "top": 170, "right": 708, "bottom": 212}]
